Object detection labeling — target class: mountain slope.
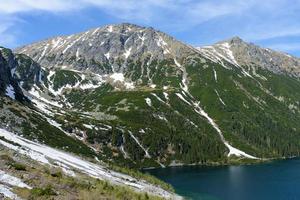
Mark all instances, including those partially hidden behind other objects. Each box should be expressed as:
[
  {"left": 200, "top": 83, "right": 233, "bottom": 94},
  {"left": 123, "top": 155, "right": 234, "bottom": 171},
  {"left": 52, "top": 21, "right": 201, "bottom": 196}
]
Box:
[
  {"left": 16, "top": 23, "right": 195, "bottom": 77},
  {"left": 3, "top": 23, "right": 299, "bottom": 171},
  {"left": 0, "top": 128, "right": 179, "bottom": 199},
  {"left": 198, "top": 36, "right": 300, "bottom": 77}
]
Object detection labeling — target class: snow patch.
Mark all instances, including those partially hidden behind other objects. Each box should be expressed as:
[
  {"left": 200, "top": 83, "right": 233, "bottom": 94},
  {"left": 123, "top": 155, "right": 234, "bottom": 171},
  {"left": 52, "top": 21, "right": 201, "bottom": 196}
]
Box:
[
  {"left": 11, "top": 67, "right": 16, "bottom": 77},
  {"left": 176, "top": 89, "right": 257, "bottom": 159},
  {"left": 79, "top": 83, "right": 102, "bottom": 90},
  {"left": 107, "top": 25, "right": 113, "bottom": 32},
  {"left": 145, "top": 98, "right": 152, "bottom": 107},
  {"left": 163, "top": 92, "right": 169, "bottom": 102},
  {"left": 215, "top": 90, "right": 226, "bottom": 106},
  {"left": 110, "top": 73, "right": 125, "bottom": 82},
  {"left": 120, "top": 145, "right": 129, "bottom": 159},
  {"left": 218, "top": 42, "right": 239, "bottom": 66},
  {"left": 129, "top": 131, "right": 151, "bottom": 158},
  {"left": 104, "top": 52, "right": 110, "bottom": 60},
  {"left": 0, "top": 129, "right": 180, "bottom": 199},
  {"left": 174, "top": 59, "right": 189, "bottom": 93},
  {"left": 0, "top": 170, "right": 32, "bottom": 189},
  {"left": 193, "top": 101, "right": 257, "bottom": 159},
  {"left": 29, "top": 87, "right": 62, "bottom": 108},
  {"left": 83, "top": 124, "right": 94, "bottom": 129},
  {"left": 154, "top": 114, "right": 168, "bottom": 122},
  {"left": 151, "top": 93, "right": 166, "bottom": 104},
  {"left": 149, "top": 84, "right": 156, "bottom": 89},
  {"left": 0, "top": 184, "right": 21, "bottom": 200},
  {"left": 5, "top": 85, "right": 15, "bottom": 100},
  {"left": 109, "top": 73, "right": 135, "bottom": 89},
  {"left": 163, "top": 86, "right": 169, "bottom": 90},
  {"left": 176, "top": 93, "right": 191, "bottom": 105},
  {"left": 38, "top": 44, "right": 49, "bottom": 61},
  {"left": 124, "top": 47, "right": 132, "bottom": 59},
  {"left": 76, "top": 48, "right": 80, "bottom": 59},
  {"left": 213, "top": 68, "right": 218, "bottom": 82}
]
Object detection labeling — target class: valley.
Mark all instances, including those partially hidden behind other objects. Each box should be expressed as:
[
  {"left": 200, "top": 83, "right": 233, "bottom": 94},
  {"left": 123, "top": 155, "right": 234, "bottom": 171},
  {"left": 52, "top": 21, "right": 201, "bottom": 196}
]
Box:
[{"left": 0, "top": 23, "right": 300, "bottom": 199}]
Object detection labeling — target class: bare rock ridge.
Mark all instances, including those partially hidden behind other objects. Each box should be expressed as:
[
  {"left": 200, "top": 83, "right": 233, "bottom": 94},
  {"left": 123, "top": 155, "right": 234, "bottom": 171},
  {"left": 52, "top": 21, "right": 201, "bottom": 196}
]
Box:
[
  {"left": 198, "top": 36, "right": 300, "bottom": 77},
  {"left": 16, "top": 23, "right": 195, "bottom": 74},
  {"left": 16, "top": 23, "right": 300, "bottom": 78}
]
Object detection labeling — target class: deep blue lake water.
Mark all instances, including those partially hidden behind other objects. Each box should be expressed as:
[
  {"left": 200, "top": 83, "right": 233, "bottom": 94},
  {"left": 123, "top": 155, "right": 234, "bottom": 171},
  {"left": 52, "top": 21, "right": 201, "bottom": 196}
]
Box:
[{"left": 146, "top": 158, "right": 300, "bottom": 200}]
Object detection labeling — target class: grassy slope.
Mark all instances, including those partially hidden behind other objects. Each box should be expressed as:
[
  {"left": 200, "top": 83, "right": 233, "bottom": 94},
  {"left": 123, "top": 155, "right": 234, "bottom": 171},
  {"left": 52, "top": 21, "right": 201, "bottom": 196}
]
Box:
[
  {"left": 0, "top": 147, "right": 167, "bottom": 200},
  {"left": 186, "top": 57, "right": 300, "bottom": 158}
]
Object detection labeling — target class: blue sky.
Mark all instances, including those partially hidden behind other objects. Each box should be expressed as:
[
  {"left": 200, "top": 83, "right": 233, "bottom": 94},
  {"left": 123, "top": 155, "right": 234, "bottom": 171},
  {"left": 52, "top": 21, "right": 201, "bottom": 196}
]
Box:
[{"left": 1, "top": 0, "right": 300, "bottom": 56}]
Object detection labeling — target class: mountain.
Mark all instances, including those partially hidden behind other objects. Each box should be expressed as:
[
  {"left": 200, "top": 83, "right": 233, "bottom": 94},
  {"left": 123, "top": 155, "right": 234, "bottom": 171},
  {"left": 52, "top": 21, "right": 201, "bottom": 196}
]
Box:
[
  {"left": 198, "top": 36, "right": 300, "bottom": 77},
  {"left": 16, "top": 23, "right": 194, "bottom": 76},
  {"left": 0, "top": 23, "right": 300, "bottom": 181},
  {"left": 0, "top": 44, "right": 179, "bottom": 199}
]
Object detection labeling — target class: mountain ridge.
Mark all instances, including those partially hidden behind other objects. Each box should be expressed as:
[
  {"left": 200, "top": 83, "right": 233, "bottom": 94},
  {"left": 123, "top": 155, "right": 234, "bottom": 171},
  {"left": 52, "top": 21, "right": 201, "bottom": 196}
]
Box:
[
  {"left": 1, "top": 23, "right": 300, "bottom": 171},
  {"left": 198, "top": 36, "right": 300, "bottom": 78}
]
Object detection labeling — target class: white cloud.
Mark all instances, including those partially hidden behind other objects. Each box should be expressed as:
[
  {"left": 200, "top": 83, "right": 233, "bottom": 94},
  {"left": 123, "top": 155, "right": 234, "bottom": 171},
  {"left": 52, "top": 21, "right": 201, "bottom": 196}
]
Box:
[
  {"left": 244, "top": 26, "right": 300, "bottom": 41},
  {"left": 267, "top": 42, "right": 300, "bottom": 52},
  {"left": 0, "top": 0, "right": 80, "bottom": 13},
  {"left": 0, "top": 14, "right": 21, "bottom": 47}
]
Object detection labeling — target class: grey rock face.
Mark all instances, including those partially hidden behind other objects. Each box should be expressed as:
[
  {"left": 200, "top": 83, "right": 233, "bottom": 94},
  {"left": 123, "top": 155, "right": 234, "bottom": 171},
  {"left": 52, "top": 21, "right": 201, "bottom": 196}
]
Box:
[
  {"left": 198, "top": 37, "right": 300, "bottom": 77},
  {"left": 16, "top": 23, "right": 195, "bottom": 75},
  {"left": 0, "top": 47, "right": 27, "bottom": 101},
  {"left": 14, "top": 54, "right": 45, "bottom": 90}
]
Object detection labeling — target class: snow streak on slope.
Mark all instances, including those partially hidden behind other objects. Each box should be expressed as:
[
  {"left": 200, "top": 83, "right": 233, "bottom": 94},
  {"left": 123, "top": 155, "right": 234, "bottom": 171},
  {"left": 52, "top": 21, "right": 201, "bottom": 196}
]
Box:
[
  {"left": 145, "top": 97, "right": 152, "bottom": 107},
  {"left": 217, "top": 42, "right": 239, "bottom": 66},
  {"left": 174, "top": 59, "right": 189, "bottom": 93},
  {"left": 0, "top": 185, "right": 21, "bottom": 200},
  {"left": 174, "top": 59, "right": 258, "bottom": 159},
  {"left": 213, "top": 68, "right": 218, "bottom": 82},
  {"left": 215, "top": 90, "right": 226, "bottom": 106},
  {"left": 129, "top": 131, "right": 151, "bottom": 158},
  {"left": 197, "top": 44, "right": 255, "bottom": 79},
  {"left": 0, "top": 170, "right": 32, "bottom": 189},
  {"left": 109, "top": 73, "right": 135, "bottom": 89},
  {"left": 5, "top": 85, "right": 15, "bottom": 99},
  {"left": 0, "top": 129, "right": 180, "bottom": 199},
  {"left": 0, "top": 170, "right": 32, "bottom": 200},
  {"left": 192, "top": 101, "right": 257, "bottom": 159}
]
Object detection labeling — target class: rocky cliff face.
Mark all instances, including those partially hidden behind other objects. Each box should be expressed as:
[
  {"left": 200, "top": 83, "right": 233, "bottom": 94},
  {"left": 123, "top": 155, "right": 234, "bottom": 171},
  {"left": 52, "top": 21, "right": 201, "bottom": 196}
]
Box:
[
  {"left": 198, "top": 37, "right": 300, "bottom": 77},
  {"left": 0, "top": 47, "right": 28, "bottom": 101}
]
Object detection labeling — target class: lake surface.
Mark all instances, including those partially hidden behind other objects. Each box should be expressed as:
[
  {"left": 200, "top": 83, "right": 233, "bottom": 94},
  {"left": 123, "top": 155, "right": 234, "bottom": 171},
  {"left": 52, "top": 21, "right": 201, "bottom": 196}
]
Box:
[{"left": 146, "top": 158, "right": 300, "bottom": 200}]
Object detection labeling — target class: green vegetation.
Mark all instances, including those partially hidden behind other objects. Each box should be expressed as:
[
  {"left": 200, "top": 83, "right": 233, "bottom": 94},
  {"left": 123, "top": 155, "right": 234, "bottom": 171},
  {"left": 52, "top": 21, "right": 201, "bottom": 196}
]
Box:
[
  {"left": 50, "top": 69, "right": 82, "bottom": 91},
  {"left": 186, "top": 57, "right": 300, "bottom": 158},
  {"left": 30, "top": 185, "right": 57, "bottom": 198},
  {"left": 62, "top": 56, "right": 300, "bottom": 167},
  {"left": 9, "top": 162, "right": 27, "bottom": 171},
  {"left": 109, "top": 164, "right": 175, "bottom": 192},
  {"left": 0, "top": 149, "right": 168, "bottom": 200},
  {"left": 2, "top": 49, "right": 300, "bottom": 179}
]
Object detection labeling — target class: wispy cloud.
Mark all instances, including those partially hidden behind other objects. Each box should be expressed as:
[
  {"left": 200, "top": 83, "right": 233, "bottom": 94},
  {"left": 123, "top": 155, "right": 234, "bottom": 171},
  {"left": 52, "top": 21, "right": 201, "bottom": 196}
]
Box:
[
  {"left": 267, "top": 42, "right": 300, "bottom": 52},
  {"left": 0, "top": 0, "right": 79, "bottom": 13},
  {"left": 0, "top": 14, "right": 21, "bottom": 47}
]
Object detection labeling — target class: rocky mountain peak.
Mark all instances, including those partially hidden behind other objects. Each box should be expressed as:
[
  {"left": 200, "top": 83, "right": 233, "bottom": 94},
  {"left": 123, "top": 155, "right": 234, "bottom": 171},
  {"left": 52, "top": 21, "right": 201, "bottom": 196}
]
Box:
[
  {"left": 15, "top": 23, "right": 193, "bottom": 75},
  {"left": 199, "top": 37, "right": 300, "bottom": 77},
  {"left": 218, "top": 36, "right": 244, "bottom": 46}
]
